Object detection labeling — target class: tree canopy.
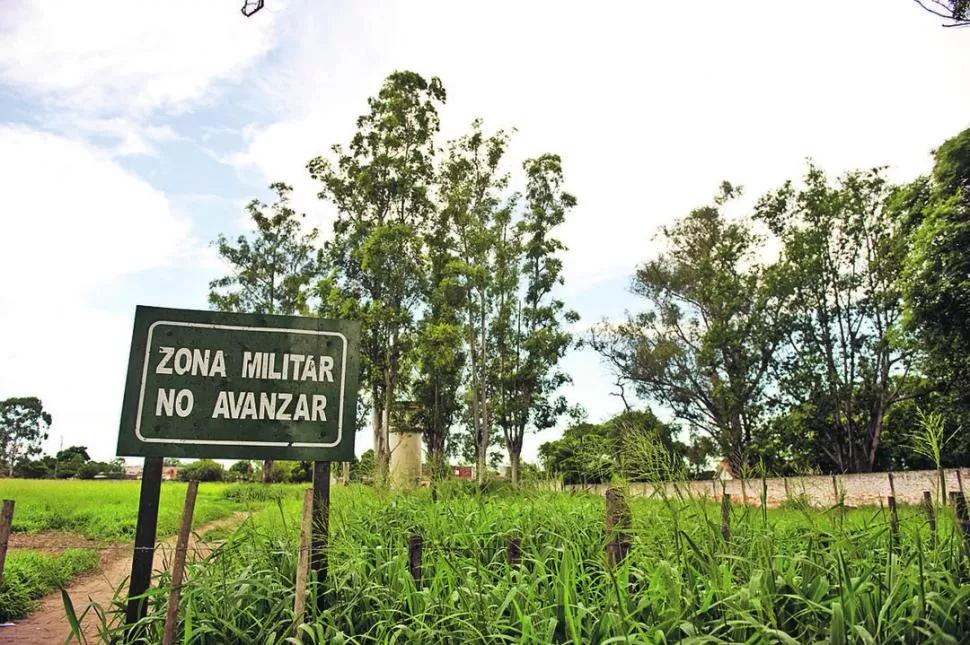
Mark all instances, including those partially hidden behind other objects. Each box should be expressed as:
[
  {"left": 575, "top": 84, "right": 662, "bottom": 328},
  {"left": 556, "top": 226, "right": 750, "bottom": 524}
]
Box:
[{"left": 1, "top": 397, "right": 52, "bottom": 477}]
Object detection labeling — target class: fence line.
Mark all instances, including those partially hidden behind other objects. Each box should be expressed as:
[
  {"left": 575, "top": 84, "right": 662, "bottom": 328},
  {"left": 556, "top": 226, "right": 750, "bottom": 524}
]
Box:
[
  {"left": 5, "top": 489, "right": 967, "bottom": 563},
  {"left": 562, "top": 467, "right": 970, "bottom": 508}
]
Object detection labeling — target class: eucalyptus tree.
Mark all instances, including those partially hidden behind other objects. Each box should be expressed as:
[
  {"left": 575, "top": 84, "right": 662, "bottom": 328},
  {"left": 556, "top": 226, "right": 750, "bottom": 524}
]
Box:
[
  {"left": 309, "top": 71, "right": 445, "bottom": 482},
  {"left": 209, "top": 182, "right": 321, "bottom": 481},
  {"left": 495, "top": 154, "right": 578, "bottom": 485},
  {"left": 413, "top": 194, "right": 465, "bottom": 481},
  {"left": 443, "top": 120, "right": 513, "bottom": 486}
]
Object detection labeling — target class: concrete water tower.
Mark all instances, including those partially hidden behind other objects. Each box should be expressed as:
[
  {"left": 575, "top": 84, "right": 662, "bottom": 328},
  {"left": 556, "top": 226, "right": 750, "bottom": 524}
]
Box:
[{"left": 388, "top": 402, "right": 423, "bottom": 490}]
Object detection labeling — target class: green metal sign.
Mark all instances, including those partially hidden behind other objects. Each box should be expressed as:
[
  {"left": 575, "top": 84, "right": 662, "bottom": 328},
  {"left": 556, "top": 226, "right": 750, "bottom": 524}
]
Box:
[{"left": 117, "top": 306, "right": 360, "bottom": 461}]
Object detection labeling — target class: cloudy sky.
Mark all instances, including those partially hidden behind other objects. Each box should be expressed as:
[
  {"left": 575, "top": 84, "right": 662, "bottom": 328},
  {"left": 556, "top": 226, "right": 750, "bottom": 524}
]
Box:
[{"left": 1, "top": 0, "right": 968, "bottom": 465}]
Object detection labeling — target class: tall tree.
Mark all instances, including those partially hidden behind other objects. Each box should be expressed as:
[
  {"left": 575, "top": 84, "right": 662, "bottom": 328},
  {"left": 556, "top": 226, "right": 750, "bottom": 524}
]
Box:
[
  {"left": 902, "top": 127, "right": 970, "bottom": 435},
  {"left": 1, "top": 397, "right": 52, "bottom": 477},
  {"left": 209, "top": 182, "right": 321, "bottom": 481},
  {"left": 756, "top": 165, "right": 914, "bottom": 472},
  {"left": 309, "top": 71, "right": 446, "bottom": 483},
  {"left": 590, "top": 183, "right": 781, "bottom": 473},
  {"left": 444, "top": 121, "right": 514, "bottom": 487},
  {"left": 413, "top": 196, "right": 465, "bottom": 482},
  {"left": 496, "top": 154, "right": 577, "bottom": 485}
]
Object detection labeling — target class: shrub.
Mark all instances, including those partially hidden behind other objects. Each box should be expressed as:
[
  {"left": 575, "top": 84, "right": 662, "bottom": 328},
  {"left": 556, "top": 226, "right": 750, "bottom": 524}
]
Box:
[
  {"left": 177, "top": 459, "right": 225, "bottom": 482},
  {"left": 77, "top": 462, "right": 100, "bottom": 479}
]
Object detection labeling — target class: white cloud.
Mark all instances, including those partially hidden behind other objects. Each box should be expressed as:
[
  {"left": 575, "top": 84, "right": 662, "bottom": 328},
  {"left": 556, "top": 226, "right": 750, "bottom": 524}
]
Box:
[
  {"left": 40, "top": 116, "right": 187, "bottom": 157},
  {"left": 0, "top": 126, "right": 199, "bottom": 459},
  {"left": 0, "top": 126, "right": 193, "bottom": 297},
  {"left": 0, "top": 0, "right": 279, "bottom": 117},
  {"left": 219, "top": 0, "right": 970, "bottom": 463},
  {"left": 229, "top": 0, "right": 970, "bottom": 297}
]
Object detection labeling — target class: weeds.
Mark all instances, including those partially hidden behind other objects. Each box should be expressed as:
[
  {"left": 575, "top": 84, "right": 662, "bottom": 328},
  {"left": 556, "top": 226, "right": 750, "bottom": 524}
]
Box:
[{"left": 66, "top": 485, "right": 970, "bottom": 643}]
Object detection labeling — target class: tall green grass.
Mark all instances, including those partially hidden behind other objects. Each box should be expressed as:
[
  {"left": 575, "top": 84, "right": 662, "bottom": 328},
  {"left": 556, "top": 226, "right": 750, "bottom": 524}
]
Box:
[
  {"left": 0, "top": 549, "right": 99, "bottom": 621},
  {"left": 0, "top": 480, "right": 288, "bottom": 621},
  {"left": 76, "top": 485, "right": 970, "bottom": 643}
]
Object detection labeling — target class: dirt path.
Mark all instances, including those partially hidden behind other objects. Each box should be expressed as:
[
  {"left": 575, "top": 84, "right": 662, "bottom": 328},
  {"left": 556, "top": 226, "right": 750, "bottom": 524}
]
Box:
[{"left": 0, "top": 512, "right": 249, "bottom": 645}]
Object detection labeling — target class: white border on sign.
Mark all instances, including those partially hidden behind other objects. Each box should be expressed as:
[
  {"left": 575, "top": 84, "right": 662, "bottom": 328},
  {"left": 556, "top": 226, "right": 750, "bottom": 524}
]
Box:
[{"left": 134, "top": 320, "right": 348, "bottom": 448}]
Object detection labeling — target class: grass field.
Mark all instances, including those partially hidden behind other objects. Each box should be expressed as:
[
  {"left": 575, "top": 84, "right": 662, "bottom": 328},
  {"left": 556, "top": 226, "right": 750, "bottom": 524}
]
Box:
[
  {"left": 1, "top": 479, "right": 257, "bottom": 539},
  {"left": 0, "top": 480, "right": 285, "bottom": 621},
  {"left": 67, "top": 483, "right": 970, "bottom": 644}
]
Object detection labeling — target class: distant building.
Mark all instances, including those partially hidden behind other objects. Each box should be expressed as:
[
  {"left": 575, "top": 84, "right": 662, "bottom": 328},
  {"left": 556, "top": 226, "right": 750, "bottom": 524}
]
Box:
[
  {"left": 716, "top": 461, "right": 734, "bottom": 480},
  {"left": 123, "top": 464, "right": 179, "bottom": 480},
  {"left": 451, "top": 465, "right": 473, "bottom": 479}
]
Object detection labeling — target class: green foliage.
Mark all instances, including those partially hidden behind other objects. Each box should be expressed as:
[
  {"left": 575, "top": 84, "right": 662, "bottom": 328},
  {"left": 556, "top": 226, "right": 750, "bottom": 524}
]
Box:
[
  {"left": 310, "top": 71, "right": 447, "bottom": 482},
  {"left": 208, "top": 182, "right": 321, "bottom": 316},
  {"left": 13, "top": 456, "right": 52, "bottom": 478},
  {"left": 221, "top": 483, "right": 291, "bottom": 504},
  {"left": 757, "top": 164, "right": 913, "bottom": 473},
  {"left": 0, "top": 396, "right": 52, "bottom": 477},
  {"left": 1, "top": 481, "right": 292, "bottom": 623},
  {"left": 903, "top": 127, "right": 970, "bottom": 441},
  {"left": 83, "top": 486, "right": 970, "bottom": 643},
  {"left": 227, "top": 460, "right": 254, "bottom": 482},
  {"left": 495, "top": 154, "right": 578, "bottom": 484},
  {"left": 350, "top": 449, "right": 375, "bottom": 483},
  {"left": 0, "top": 549, "right": 99, "bottom": 621},
  {"left": 590, "top": 184, "right": 780, "bottom": 473},
  {"left": 55, "top": 454, "right": 85, "bottom": 479},
  {"left": 76, "top": 461, "right": 100, "bottom": 479},
  {"left": 56, "top": 445, "right": 90, "bottom": 462},
  {"left": 209, "top": 181, "right": 322, "bottom": 482},
  {"left": 178, "top": 459, "right": 225, "bottom": 482},
  {"left": 540, "top": 409, "right": 686, "bottom": 484}
]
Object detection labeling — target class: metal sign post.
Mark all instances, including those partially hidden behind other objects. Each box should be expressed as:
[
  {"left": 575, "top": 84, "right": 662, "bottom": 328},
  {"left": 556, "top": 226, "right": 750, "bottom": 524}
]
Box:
[{"left": 117, "top": 306, "right": 359, "bottom": 624}]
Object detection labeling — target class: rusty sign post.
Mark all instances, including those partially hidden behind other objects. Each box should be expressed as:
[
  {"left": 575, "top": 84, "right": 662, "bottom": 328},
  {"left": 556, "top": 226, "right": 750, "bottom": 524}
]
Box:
[{"left": 117, "top": 306, "right": 359, "bottom": 625}]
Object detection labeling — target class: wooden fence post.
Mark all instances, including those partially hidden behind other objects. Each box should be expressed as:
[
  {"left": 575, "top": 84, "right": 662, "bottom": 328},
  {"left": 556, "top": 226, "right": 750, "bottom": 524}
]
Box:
[
  {"left": 162, "top": 480, "right": 199, "bottom": 645},
  {"left": 293, "top": 488, "right": 314, "bottom": 622},
  {"left": 923, "top": 490, "right": 937, "bottom": 547},
  {"left": 605, "top": 487, "right": 632, "bottom": 568},
  {"left": 888, "top": 471, "right": 896, "bottom": 499},
  {"left": 506, "top": 536, "right": 522, "bottom": 568},
  {"left": 721, "top": 493, "right": 731, "bottom": 543},
  {"left": 887, "top": 496, "right": 899, "bottom": 547},
  {"left": 311, "top": 461, "right": 331, "bottom": 613},
  {"left": 0, "top": 500, "right": 14, "bottom": 587},
  {"left": 408, "top": 534, "right": 423, "bottom": 586}
]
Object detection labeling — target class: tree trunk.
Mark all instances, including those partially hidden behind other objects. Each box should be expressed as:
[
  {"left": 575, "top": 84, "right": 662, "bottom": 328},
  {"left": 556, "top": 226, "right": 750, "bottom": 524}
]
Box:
[
  {"left": 477, "top": 440, "right": 487, "bottom": 488},
  {"left": 379, "top": 353, "right": 396, "bottom": 489},
  {"left": 510, "top": 451, "right": 520, "bottom": 486},
  {"left": 262, "top": 459, "right": 273, "bottom": 483}
]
